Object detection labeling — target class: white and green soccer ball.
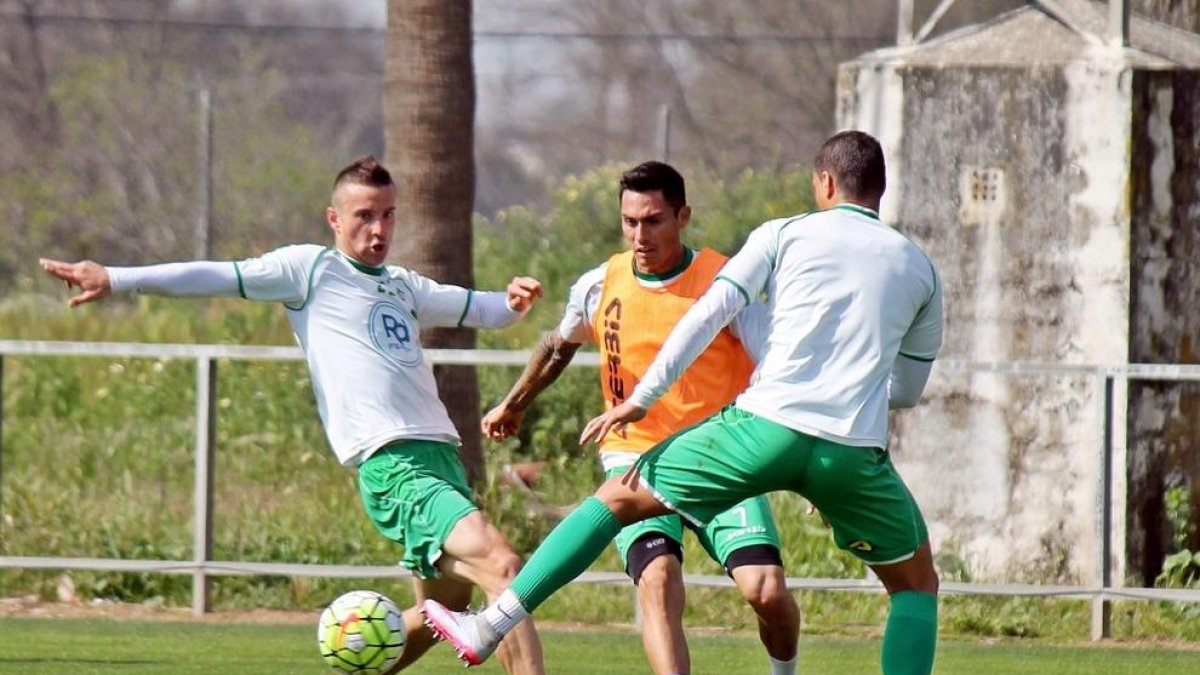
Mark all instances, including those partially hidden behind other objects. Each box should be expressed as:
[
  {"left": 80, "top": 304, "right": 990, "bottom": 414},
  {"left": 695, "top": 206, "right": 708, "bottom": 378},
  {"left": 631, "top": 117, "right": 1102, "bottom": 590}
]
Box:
[{"left": 317, "top": 590, "right": 406, "bottom": 674}]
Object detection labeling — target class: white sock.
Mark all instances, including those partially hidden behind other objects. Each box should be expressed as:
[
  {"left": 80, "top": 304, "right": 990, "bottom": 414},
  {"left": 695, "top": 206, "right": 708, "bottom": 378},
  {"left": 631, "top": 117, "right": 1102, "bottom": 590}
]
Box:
[
  {"left": 769, "top": 653, "right": 798, "bottom": 675},
  {"left": 482, "top": 589, "right": 528, "bottom": 635}
]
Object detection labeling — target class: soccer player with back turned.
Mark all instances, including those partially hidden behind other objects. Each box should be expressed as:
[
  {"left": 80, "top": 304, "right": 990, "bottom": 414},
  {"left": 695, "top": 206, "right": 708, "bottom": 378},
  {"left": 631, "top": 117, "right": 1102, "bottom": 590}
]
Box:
[{"left": 424, "top": 130, "right": 944, "bottom": 675}]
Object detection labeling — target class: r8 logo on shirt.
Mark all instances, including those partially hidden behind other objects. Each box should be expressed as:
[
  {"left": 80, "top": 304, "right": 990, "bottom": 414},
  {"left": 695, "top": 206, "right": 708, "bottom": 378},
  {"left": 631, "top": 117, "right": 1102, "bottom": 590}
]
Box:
[{"left": 369, "top": 301, "right": 421, "bottom": 367}]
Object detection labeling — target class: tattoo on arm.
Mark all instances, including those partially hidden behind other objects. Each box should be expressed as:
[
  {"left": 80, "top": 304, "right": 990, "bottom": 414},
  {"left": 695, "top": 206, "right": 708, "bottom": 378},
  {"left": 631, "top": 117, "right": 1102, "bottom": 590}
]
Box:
[{"left": 505, "top": 331, "right": 582, "bottom": 411}]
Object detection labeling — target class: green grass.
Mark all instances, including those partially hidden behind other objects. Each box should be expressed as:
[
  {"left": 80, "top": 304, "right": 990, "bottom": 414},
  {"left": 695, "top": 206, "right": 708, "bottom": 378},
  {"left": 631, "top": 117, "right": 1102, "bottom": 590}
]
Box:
[{"left": 0, "top": 617, "right": 1197, "bottom": 675}]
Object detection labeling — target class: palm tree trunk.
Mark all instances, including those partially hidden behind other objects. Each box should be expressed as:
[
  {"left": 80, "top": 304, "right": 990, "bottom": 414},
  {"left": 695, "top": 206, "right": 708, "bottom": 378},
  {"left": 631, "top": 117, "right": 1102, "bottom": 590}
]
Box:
[{"left": 385, "top": 0, "right": 485, "bottom": 485}]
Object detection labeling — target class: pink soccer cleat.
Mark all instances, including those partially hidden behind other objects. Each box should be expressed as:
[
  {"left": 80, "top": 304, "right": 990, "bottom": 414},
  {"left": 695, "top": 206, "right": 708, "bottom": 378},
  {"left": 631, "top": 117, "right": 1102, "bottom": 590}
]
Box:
[{"left": 421, "top": 599, "right": 501, "bottom": 667}]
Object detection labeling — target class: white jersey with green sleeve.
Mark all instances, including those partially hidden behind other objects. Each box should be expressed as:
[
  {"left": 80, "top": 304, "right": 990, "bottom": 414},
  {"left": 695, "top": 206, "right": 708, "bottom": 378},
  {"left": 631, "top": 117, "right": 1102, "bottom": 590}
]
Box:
[
  {"left": 716, "top": 204, "right": 941, "bottom": 447},
  {"left": 234, "top": 244, "right": 520, "bottom": 466},
  {"left": 628, "top": 205, "right": 942, "bottom": 449}
]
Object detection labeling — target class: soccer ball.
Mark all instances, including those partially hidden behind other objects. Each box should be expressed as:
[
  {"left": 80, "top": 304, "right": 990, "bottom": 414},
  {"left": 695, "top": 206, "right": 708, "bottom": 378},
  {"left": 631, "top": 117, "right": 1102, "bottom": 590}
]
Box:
[{"left": 317, "top": 590, "right": 406, "bottom": 674}]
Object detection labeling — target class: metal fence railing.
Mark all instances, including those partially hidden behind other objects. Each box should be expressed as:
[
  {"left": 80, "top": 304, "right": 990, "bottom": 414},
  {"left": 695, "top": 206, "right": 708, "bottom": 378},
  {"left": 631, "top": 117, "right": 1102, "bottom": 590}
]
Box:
[{"left": 2, "top": 340, "right": 1199, "bottom": 640}]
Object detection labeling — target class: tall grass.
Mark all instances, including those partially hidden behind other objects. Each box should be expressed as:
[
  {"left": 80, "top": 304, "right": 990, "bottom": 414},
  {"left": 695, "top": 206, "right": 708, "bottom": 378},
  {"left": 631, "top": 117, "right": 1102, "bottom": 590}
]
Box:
[{"left": 2, "top": 300, "right": 1198, "bottom": 644}]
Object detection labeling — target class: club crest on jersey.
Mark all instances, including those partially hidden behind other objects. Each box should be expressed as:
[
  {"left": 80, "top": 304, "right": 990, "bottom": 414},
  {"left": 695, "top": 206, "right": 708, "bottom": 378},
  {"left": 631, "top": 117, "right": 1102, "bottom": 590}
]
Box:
[{"left": 369, "top": 301, "right": 421, "bottom": 367}]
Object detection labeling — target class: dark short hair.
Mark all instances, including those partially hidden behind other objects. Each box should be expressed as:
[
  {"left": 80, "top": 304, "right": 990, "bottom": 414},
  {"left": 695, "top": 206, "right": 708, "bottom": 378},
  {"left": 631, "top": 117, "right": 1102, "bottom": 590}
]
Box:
[
  {"left": 813, "top": 130, "right": 886, "bottom": 202},
  {"left": 332, "top": 155, "right": 393, "bottom": 194},
  {"left": 619, "top": 161, "right": 687, "bottom": 215}
]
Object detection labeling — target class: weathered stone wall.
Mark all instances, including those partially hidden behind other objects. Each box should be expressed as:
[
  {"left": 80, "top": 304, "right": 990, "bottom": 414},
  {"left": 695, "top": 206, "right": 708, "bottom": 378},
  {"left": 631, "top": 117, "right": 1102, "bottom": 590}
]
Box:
[
  {"left": 839, "top": 54, "right": 1200, "bottom": 585},
  {"left": 838, "top": 62, "right": 1134, "bottom": 584},
  {"left": 1127, "top": 69, "right": 1200, "bottom": 582}
]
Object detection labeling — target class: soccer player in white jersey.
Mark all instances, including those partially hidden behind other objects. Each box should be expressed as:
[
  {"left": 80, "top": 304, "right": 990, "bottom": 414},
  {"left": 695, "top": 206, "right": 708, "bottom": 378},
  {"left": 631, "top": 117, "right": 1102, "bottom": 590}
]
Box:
[
  {"left": 40, "top": 156, "right": 547, "bottom": 674},
  {"left": 423, "top": 131, "right": 944, "bottom": 675},
  {"left": 480, "top": 161, "right": 800, "bottom": 675}
]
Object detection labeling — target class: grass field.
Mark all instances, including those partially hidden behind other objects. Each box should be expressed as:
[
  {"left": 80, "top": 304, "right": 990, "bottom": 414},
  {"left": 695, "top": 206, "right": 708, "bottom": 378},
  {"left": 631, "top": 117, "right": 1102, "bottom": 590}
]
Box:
[{"left": 1, "top": 616, "right": 1198, "bottom": 675}]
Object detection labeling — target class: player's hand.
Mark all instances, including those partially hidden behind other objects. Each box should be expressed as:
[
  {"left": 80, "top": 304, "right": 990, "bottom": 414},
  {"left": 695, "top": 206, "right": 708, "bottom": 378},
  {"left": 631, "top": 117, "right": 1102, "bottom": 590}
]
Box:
[
  {"left": 39, "top": 258, "right": 112, "bottom": 307},
  {"left": 506, "top": 276, "right": 543, "bottom": 312},
  {"left": 482, "top": 403, "right": 525, "bottom": 442},
  {"left": 579, "top": 401, "right": 647, "bottom": 445}
]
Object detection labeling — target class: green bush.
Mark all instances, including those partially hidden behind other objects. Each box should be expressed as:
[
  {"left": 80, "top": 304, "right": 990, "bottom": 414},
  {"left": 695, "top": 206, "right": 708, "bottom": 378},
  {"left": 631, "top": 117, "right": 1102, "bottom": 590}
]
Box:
[{"left": 1153, "top": 485, "right": 1200, "bottom": 620}]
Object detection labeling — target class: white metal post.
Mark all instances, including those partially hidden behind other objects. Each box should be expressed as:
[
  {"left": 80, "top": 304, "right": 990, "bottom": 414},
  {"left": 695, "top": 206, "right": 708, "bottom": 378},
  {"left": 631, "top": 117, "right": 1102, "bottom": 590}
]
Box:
[
  {"left": 897, "top": 0, "right": 915, "bottom": 46},
  {"left": 1091, "top": 374, "right": 1114, "bottom": 640},
  {"left": 192, "top": 357, "right": 217, "bottom": 615},
  {"left": 195, "top": 87, "right": 213, "bottom": 260},
  {"left": 0, "top": 356, "right": 5, "bottom": 532},
  {"left": 633, "top": 586, "right": 643, "bottom": 631},
  {"left": 657, "top": 104, "right": 672, "bottom": 163},
  {"left": 1108, "top": 0, "right": 1130, "bottom": 48},
  {"left": 915, "top": 0, "right": 961, "bottom": 44}
]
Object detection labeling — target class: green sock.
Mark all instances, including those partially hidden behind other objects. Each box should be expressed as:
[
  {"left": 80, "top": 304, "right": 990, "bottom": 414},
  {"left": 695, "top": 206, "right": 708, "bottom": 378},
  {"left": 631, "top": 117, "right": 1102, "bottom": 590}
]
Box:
[
  {"left": 881, "top": 591, "right": 938, "bottom": 675},
  {"left": 510, "top": 496, "right": 622, "bottom": 612}
]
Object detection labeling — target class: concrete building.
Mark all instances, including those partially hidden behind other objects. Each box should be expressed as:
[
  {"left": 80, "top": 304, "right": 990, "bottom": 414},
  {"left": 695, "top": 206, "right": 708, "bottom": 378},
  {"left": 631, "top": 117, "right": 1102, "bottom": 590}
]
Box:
[{"left": 838, "top": 0, "right": 1200, "bottom": 584}]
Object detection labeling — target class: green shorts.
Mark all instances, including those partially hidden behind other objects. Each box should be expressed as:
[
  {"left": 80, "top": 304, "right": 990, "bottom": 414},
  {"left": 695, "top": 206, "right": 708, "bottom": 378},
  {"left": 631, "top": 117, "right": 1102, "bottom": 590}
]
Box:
[
  {"left": 636, "top": 406, "right": 928, "bottom": 565},
  {"left": 605, "top": 463, "right": 781, "bottom": 573},
  {"left": 357, "top": 440, "right": 477, "bottom": 578}
]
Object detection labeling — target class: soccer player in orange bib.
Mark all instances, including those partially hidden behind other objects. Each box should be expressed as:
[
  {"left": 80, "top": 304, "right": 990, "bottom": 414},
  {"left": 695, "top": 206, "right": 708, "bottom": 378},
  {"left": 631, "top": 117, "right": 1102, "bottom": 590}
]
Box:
[{"left": 478, "top": 162, "right": 800, "bottom": 675}]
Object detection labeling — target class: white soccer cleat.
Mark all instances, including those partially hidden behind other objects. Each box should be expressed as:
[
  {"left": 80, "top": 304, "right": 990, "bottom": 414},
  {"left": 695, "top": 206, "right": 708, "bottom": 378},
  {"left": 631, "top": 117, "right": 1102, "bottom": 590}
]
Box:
[{"left": 421, "top": 599, "right": 501, "bottom": 667}]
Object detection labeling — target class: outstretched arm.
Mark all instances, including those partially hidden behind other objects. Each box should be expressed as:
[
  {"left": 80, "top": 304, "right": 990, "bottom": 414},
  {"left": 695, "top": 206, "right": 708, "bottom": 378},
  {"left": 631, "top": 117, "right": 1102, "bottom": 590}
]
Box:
[
  {"left": 432, "top": 276, "right": 544, "bottom": 330},
  {"left": 482, "top": 331, "right": 581, "bottom": 441},
  {"left": 40, "top": 258, "right": 240, "bottom": 307}
]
